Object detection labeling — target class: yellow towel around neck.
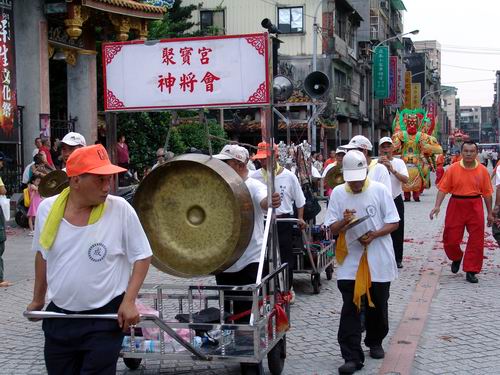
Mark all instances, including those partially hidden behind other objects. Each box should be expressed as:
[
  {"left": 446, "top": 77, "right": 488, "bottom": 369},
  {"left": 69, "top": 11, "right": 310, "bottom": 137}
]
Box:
[{"left": 39, "top": 187, "right": 106, "bottom": 250}]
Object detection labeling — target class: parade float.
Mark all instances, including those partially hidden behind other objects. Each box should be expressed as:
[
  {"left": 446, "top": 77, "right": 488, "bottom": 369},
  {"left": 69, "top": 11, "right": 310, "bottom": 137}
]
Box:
[{"left": 391, "top": 108, "right": 443, "bottom": 201}]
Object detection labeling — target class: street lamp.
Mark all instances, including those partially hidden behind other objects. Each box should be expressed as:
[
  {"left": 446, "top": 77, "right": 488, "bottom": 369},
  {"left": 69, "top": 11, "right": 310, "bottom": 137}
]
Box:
[
  {"left": 371, "top": 29, "right": 419, "bottom": 146},
  {"left": 420, "top": 87, "right": 452, "bottom": 106}
]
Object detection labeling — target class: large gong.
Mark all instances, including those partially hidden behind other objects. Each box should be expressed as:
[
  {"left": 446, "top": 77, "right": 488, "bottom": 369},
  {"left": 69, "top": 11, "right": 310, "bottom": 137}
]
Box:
[{"left": 134, "top": 154, "right": 254, "bottom": 277}]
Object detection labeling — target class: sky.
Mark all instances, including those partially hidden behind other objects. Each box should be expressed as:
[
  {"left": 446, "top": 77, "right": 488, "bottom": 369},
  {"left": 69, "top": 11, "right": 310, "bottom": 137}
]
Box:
[{"left": 403, "top": 0, "right": 499, "bottom": 106}]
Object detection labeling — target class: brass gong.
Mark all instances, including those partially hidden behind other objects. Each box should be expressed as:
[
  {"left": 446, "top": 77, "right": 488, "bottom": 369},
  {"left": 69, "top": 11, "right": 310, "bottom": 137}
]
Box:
[
  {"left": 39, "top": 170, "right": 69, "bottom": 198},
  {"left": 133, "top": 154, "right": 255, "bottom": 277},
  {"left": 325, "top": 165, "right": 344, "bottom": 189}
]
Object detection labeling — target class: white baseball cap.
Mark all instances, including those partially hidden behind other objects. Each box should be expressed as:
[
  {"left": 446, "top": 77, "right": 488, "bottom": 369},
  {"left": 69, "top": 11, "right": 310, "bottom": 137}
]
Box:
[
  {"left": 342, "top": 135, "right": 373, "bottom": 151},
  {"left": 336, "top": 147, "right": 347, "bottom": 154},
  {"left": 213, "top": 144, "right": 249, "bottom": 164},
  {"left": 61, "top": 132, "right": 86, "bottom": 147},
  {"left": 379, "top": 136, "right": 393, "bottom": 146},
  {"left": 342, "top": 150, "right": 368, "bottom": 182}
]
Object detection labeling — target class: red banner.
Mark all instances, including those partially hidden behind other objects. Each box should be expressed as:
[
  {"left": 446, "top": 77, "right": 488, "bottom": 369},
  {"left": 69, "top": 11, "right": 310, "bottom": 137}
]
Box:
[
  {"left": 384, "top": 56, "right": 398, "bottom": 105},
  {"left": 0, "top": 1, "right": 17, "bottom": 141}
]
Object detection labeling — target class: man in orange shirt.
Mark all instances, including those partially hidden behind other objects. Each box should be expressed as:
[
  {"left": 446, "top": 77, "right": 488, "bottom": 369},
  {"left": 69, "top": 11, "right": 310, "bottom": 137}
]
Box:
[
  {"left": 324, "top": 149, "right": 337, "bottom": 167},
  {"left": 429, "top": 141, "right": 493, "bottom": 283},
  {"left": 435, "top": 151, "right": 446, "bottom": 185},
  {"left": 450, "top": 150, "right": 462, "bottom": 164}
]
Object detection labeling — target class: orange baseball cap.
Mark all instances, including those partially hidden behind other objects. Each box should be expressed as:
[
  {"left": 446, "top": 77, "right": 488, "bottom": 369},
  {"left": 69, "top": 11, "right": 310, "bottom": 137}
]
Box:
[
  {"left": 66, "top": 144, "right": 127, "bottom": 177},
  {"left": 252, "top": 141, "right": 278, "bottom": 160}
]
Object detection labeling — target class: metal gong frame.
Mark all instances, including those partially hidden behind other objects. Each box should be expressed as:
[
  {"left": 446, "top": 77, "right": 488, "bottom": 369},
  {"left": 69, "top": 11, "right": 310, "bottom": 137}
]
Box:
[{"left": 96, "top": 34, "right": 288, "bottom": 371}]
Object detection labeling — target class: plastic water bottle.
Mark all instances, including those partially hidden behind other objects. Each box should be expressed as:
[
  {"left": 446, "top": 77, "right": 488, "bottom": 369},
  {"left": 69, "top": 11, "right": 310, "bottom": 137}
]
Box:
[
  {"left": 143, "top": 339, "right": 161, "bottom": 353},
  {"left": 122, "top": 336, "right": 144, "bottom": 351}
]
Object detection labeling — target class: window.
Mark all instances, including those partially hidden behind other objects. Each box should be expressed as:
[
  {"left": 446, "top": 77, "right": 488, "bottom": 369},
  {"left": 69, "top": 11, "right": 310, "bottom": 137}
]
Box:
[
  {"left": 200, "top": 10, "right": 225, "bottom": 35},
  {"left": 278, "top": 7, "right": 304, "bottom": 34}
]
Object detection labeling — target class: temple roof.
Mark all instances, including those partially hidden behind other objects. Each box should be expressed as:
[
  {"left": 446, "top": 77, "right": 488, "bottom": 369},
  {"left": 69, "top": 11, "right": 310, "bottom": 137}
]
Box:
[{"left": 82, "top": 0, "right": 166, "bottom": 19}]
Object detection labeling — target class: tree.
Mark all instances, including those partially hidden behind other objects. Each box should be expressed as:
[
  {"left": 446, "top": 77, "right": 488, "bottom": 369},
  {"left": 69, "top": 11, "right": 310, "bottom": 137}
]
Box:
[{"left": 148, "top": 0, "right": 199, "bottom": 39}]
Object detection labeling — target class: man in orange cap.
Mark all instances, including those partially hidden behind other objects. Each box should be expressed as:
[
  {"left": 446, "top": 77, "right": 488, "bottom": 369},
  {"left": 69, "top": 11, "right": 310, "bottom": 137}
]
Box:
[
  {"left": 250, "top": 141, "right": 306, "bottom": 303},
  {"left": 26, "top": 144, "right": 152, "bottom": 375}
]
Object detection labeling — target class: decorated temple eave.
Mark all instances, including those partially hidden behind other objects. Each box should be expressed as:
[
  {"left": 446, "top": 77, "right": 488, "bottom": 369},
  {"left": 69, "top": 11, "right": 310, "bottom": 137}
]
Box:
[{"left": 82, "top": 0, "right": 165, "bottom": 20}]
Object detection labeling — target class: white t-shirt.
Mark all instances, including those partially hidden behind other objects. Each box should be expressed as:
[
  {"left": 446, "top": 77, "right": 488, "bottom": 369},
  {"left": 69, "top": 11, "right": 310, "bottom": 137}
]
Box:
[
  {"left": 388, "top": 157, "right": 409, "bottom": 199},
  {"left": 368, "top": 162, "right": 392, "bottom": 197},
  {"left": 324, "top": 181, "right": 400, "bottom": 282},
  {"left": 495, "top": 166, "right": 500, "bottom": 186},
  {"left": 22, "top": 162, "right": 34, "bottom": 184},
  {"left": 32, "top": 194, "right": 153, "bottom": 311},
  {"left": 224, "top": 177, "right": 267, "bottom": 273},
  {"left": 249, "top": 168, "right": 306, "bottom": 215}
]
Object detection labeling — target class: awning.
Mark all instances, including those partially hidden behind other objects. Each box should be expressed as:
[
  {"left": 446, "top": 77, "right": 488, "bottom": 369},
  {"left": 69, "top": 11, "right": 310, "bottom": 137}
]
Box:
[
  {"left": 82, "top": 0, "right": 166, "bottom": 19},
  {"left": 391, "top": 0, "right": 407, "bottom": 11}
]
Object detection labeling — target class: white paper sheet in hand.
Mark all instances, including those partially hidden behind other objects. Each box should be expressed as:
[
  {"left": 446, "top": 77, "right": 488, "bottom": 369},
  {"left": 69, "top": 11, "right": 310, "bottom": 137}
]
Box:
[{"left": 345, "top": 218, "right": 376, "bottom": 245}]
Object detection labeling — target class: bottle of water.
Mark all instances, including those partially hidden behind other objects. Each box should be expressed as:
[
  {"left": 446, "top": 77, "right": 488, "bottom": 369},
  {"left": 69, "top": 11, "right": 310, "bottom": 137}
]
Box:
[
  {"left": 122, "top": 336, "right": 144, "bottom": 351},
  {"left": 143, "top": 339, "right": 161, "bottom": 353}
]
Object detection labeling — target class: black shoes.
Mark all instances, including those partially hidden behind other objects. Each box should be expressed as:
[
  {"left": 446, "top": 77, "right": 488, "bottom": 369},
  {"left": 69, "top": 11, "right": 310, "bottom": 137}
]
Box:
[
  {"left": 397, "top": 262, "right": 403, "bottom": 269},
  {"left": 338, "top": 361, "right": 364, "bottom": 374},
  {"left": 369, "top": 345, "right": 385, "bottom": 359},
  {"left": 451, "top": 259, "right": 461, "bottom": 274},
  {"left": 466, "top": 272, "right": 478, "bottom": 283}
]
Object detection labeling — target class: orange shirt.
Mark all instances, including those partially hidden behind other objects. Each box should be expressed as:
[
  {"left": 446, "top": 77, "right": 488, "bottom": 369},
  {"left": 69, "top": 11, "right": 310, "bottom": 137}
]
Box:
[
  {"left": 437, "top": 161, "right": 493, "bottom": 197},
  {"left": 451, "top": 155, "right": 462, "bottom": 164}
]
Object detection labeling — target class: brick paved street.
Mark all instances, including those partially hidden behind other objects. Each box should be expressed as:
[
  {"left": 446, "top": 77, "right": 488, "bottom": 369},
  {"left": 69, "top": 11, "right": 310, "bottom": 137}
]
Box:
[{"left": 1, "top": 184, "right": 499, "bottom": 374}]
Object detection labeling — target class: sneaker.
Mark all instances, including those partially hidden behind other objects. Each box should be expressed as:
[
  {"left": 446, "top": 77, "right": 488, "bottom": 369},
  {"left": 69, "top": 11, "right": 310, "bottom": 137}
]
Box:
[
  {"left": 397, "top": 261, "right": 403, "bottom": 269},
  {"left": 289, "top": 288, "right": 296, "bottom": 305},
  {"left": 338, "top": 360, "right": 363, "bottom": 374},
  {"left": 466, "top": 272, "right": 478, "bottom": 283},
  {"left": 451, "top": 259, "right": 461, "bottom": 274},
  {"left": 28, "top": 231, "right": 34, "bottom": 237},
  {"left": 369, "top": 345, "right": 385, "bottom": 359}
]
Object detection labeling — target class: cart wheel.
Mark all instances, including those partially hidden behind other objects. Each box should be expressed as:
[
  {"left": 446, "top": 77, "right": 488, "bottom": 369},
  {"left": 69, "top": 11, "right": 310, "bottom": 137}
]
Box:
[
  {"left": 123, "top": 357, "right": 142, "bottom": 370},
  {"left": 240, "top": 362, "right": 265, "bottom": 375},
  {"left": 267, "top": 336, "right": 286, "bottom": 375},
  {"left": 325, "top": 265, "right": 334, "bottom": 280},
  {"left": 312, "top": 273, "right": 321, "bottom": 294}
]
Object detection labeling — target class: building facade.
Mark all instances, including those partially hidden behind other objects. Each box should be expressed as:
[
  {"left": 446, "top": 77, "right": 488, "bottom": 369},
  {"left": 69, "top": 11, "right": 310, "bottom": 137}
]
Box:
[
  {"left": 183, "top": 0, "right": 405, "bottom": 154},
  {"left": 0, "top": 0, "right": 165, "bottom": 191}
]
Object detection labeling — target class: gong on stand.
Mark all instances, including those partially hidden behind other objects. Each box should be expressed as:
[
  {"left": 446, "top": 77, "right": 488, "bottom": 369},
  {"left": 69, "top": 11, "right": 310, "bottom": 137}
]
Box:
[
  {"left": 133, "top": 154, "right": 255, "bottom": 277},
  {"left": 39, "top": 170, "right": 69, "bottom": 198}
]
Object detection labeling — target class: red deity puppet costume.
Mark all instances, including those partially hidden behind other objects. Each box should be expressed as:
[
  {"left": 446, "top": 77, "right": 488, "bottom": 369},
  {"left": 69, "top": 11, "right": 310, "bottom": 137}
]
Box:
[{"left": 392, "top": 109, "right": 443, "bottom": 202}]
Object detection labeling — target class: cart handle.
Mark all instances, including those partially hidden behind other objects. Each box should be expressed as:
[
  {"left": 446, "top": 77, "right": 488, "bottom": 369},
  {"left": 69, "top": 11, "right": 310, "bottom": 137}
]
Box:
[{"left": 22, "top": 311, "right": 211, "bottom": 361}]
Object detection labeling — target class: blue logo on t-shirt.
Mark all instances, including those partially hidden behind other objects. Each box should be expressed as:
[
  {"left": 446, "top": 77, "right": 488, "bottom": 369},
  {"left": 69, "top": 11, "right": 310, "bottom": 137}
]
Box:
[{"left": 88, "top": 243, "right": 107, "bottom": 262}]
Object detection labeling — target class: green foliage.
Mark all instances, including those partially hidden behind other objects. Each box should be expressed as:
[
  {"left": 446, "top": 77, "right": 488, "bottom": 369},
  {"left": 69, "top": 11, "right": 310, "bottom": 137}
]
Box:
[
  {"left": 117, "top": 112, "right": 227, "bottom": 171},
  {"left": 117, "top": 111, "right": 182, "bottom": 171},
  {"left": 148, "top": 0, "right": 200, "bottom": 39},
  {"left": 176, "top": 121, "right": 227, "bottom": 154}
]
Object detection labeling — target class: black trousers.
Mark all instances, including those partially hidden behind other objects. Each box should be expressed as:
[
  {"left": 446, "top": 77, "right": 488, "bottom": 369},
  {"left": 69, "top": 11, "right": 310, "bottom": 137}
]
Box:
[
  {"left": 215, "top": 262, "right": 268, "bottom": 324},
  {"left": 337, "top": 280, "right": 390, "bottom": 363},
  {"left": 42, "top": 294, "right": 124, "bottom": 375},
  {"left": 277, "top": 216, "right": 294, "bottom": 289},
  {"left": 391, "top": 194, "right": 405, "bottom": 263}
]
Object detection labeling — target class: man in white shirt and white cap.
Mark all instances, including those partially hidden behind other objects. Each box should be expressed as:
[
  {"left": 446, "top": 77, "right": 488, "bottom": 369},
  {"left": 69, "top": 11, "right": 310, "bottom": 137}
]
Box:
[
  {"left": 324, "top": 150, "right": 399, "bottom": 374},
  {"left": 212, "top": 144, "right": 280, "bottom": 322},
  {"left": 341, "top": 135, "right": 392, "bottom": 196},
  {"left": 378, "top": 137, "right": 409, "bottom": 269},
  {"left": 60, "top": 132, "right": 87, "bottom": 169},
  {"left": 250, "top": 142, "right": 306, "bottom": 301}
]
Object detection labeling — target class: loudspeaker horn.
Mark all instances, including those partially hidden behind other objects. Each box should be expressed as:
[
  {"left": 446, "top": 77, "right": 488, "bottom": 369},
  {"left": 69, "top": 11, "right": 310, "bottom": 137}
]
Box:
[
  {"left": 273, "top": 75, "right": 293, "bottom": 102},
  {"left": 304, "top": 71, "right": 330, "bottom": 99}
]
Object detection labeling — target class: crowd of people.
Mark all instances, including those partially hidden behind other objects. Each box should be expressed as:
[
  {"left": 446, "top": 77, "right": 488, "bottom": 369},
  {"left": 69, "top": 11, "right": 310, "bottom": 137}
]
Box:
[{"left": 0, "top": 130, "right": 491, "bottom": 375}]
